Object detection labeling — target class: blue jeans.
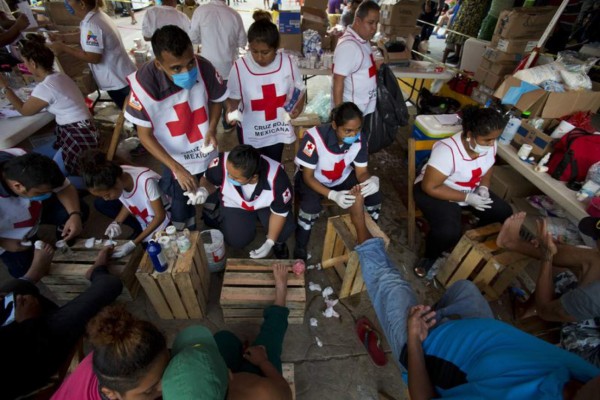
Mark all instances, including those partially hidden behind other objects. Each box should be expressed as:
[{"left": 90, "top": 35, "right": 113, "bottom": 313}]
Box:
[{"left": 355, "top": 238, "right": 493, "bottom": 370}]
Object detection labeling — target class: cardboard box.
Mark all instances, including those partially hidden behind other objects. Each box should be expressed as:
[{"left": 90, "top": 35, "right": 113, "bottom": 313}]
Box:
[
  {"left": 484, "top": 70, "right": 505, "bottom": 90},
  {"left": 480, "top": 58, "right": 493, "bottom": 70},
  {"left": 303, "top": 0, "right": 328, "bottom": 9},
  {"left": 491, "top": 35, "right": 537, "bottom": 54},
  {"left": 491, "top": 165, "right": 541, "bottom": 201},
  {"left": 279, "top": 33, "right": 302, "bottom": 53},
  {"left": 279, "top": 11, "right": 301, "bottom": 34},
  {"left": 512, "top": 121, "right": 555, "bottom": 159},
  {"left": 301, "top": 19, "right": 327, "bottom": 35},
  {"left": 493, "top": 7, "right": 557, "bottom": 39},
  {"left": 379, "top": 24, "right": 419, "bottom": 37},
  {"left": 489, "top": 62, "right": 517, "bottom": 76},
  {"left": 45, "top": 1, "right": 83, "bottom": 26},
  {"left": 494, "top": 76, "right": 600, "bottom": 118},
  {"left": 380, "top": 35, "right": 415, "bottom": 64},
  {"left": 301, "top": 6, "right": 329, "bottom": 24},
  {"left": 380, "top": 1, "right": 422, "bottom": 26},
  {"left": 474, "top": 66, "right": 488, "bottom": 84},
  {"left": 483, "top": 47, "right": 523, "bottom": 63}
]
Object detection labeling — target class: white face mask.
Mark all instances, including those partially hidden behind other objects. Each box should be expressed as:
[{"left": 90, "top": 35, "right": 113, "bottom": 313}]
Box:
[{"left": 468, "top": 138, "right": 492, "bottom": 154}]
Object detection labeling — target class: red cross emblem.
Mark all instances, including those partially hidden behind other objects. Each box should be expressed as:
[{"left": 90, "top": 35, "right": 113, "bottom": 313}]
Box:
[
  {"left": 241, "top": 201, "right": 255, "bottom": 211},
  {"left": 321, "top": 159, "right": 346, "bottom": 181},
  {"left": 166, "top": 102, "right": 208, "bottom": 143},
  {"left": 455, "top": 168, "right": 482, "bottom": 189},
  {"left": 303, "top": 141, "right": 315, "bottom": 157},
  {"left": 13, "top": 202, "right": 42, "bottom": 229},
  {"left": 250, "top": 84, "right": 286, "bottom": 121},
  {"left": 129, "top": 206, "right": 150, "bottom": 223},
  {"left": 368, "top": 54, "right": 376, "bottom": 78}
]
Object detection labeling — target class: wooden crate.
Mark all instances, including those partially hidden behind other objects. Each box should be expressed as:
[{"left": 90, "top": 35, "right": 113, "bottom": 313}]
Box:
[
  {"left": 220, "top": 259, "right": 306, "bottom": 324},
  {"left": 136, "top": 232, "right": 210, "bottom": 319},
  {"left": 321, "top": 213, "right": 390, "bottom": 299},
  {"left": 436, "top": 223, "right": 534, "bottom": 301},
  {"left": 42, "top": 239, "right": 143, "bottom": 302}
]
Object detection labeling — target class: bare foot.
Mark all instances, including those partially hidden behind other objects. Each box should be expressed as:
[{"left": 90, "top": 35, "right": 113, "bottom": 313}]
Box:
[
  {"left": 24, "top": 243, "right": 55, "bottom": 283},
  {"left": 497, "top": 212, "right": 526, "bottom": 250},
  {"left": 348, "top": 185, "right": 372, "bottom": 244},
  {"left": 273, "top": 263, "right": 288, "bottom": 307}
]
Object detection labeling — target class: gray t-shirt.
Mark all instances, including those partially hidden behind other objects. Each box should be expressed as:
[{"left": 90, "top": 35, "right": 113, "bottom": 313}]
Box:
[{"left": 561, "top": 280, "right": 600, "bottom": 321}]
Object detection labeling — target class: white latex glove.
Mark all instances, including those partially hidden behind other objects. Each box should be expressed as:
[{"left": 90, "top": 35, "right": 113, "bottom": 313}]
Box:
[
  {"left": 112, "top": 240, "right": 137, "bottom": 258},
  {"left": 249, "top": 238, "right": 275, "bottom": 259},
  {"left": 465, "top": 193, "right": 494, "bottom": 211},
  {"left": 328, "top": 190, "right": 356, "bottom": 209},
  {"left": 474, "top": 185, "right": 490, "bottom": 199},
  {"left": 104, "top": 221, "right": 122, "bottom": 239},
  {"left": 360, "top": 176, "right": 380, "bottom": 197},
  {"left": 184, "top": 187, "right": 209, "bottom": 205}
]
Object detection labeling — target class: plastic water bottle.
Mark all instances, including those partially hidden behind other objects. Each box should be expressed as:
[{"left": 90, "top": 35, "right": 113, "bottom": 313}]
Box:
[
  {"left": 147, "top": 240, "right": 168, "bottom": 273},
  {"left": 499, "top": 113, "right": 522, "bottom": 145}
]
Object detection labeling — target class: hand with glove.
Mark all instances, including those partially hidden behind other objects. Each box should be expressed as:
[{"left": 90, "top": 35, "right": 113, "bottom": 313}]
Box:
[
  {"left": 249, "top": 238, "right": 274, "bottom": 259},
  {"left": 328, "top": 190, "right": 356, "bottom": 209},
  {"left": 112, "top": 240, "right": 137, "bottom": 258},
  {"left": 104, "top": 221, "right": 122, "bottom": 239},
  {"left": 360, "top": 176, "right": 380, "bottom": 197},
  {"left": 465, "top": 192, "right": 494, "bottom": 211},
  {"left": 183, "top": 187, "right": 209, "bottom": 205},
  {"left": 474, "top": 185, "right": 490, "bottom": 199}
]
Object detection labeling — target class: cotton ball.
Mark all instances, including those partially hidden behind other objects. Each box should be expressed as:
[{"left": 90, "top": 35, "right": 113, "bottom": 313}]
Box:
[
  {"left": 310, "top": 318, "right": 318, "bottom": 327},
  {"left": 315, "top": 336, "right": 323, "bottom": 347},
  {"left": 84, "top": 237, "right": 95, "bottom": 248},
  {"left": 309, "top": 282, "right": 322, "bottom": 292},
  {"left": 322, "top": 286, "right": 334, "bottom": 299},
  {"left": 34, "top": 240, "right": 45, "bottom": 250}
]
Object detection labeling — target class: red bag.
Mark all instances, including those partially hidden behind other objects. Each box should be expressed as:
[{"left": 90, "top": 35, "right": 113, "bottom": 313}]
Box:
[
  {"left": 547, "top": 129, "right": 600, "bottom": 183},
  {"left": 447, "top": 74, "right": 479, "bottom": 96}
]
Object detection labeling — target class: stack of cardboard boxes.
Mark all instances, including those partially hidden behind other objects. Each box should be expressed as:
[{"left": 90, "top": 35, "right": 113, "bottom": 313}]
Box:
[
  {"left": 302, "top": 0, "right": 333, "bottom": 51},
  {"left": 474, "top": 6, "right": 556, "bottom": 92},
  {"left": 279, "top": 11, "right": 303, "bottom": 53},
  {"left": 378, "top": 0, "right": 422, "bottom": 62}
]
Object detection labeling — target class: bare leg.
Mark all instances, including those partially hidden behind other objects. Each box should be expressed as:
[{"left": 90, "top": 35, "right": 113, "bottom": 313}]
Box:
[
  {"left": 272, "top": 263, "right": 288, "bottom": 307},
  {"left": 22, "top": 243, "right": 55, "bottom": 283},
  {"left": 348, "top": 185, "right": 372, "bottom": 244}
]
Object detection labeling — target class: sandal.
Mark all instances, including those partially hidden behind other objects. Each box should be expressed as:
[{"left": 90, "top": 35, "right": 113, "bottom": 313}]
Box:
[
  {"left": 356, "top": 317, "right": 387, "bottom": 366},
  {"left": 413, "top": 266, "right": 427, "bottom": 278}
]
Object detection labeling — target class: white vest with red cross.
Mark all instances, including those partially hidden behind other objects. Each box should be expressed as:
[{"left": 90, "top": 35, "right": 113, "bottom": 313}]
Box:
[
  {"left": 127, "top": 66, "right": 217, "bottom": 176},
  {"left": 337, "top": 28, "right": 377, "bottom": 115},
  {"left": 0, "top": 149, "right": 42, "bottom": 254},
  {"left": 119, "top": 166, "right": 171, "bottom": 242},
  {"left": 233, "top": 54, "right": 296, "bottom": 148},
  {"left": 220, "top": 153, "right": 279, "bottom": 211},
  {"left": 306, "top": 127, "right": 362, "bottom": 188}
]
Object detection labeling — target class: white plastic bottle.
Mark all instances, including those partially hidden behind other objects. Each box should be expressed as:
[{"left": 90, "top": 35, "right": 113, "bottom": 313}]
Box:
[{"left": 499, "top": 114, "right": 522, "bottom": 145}]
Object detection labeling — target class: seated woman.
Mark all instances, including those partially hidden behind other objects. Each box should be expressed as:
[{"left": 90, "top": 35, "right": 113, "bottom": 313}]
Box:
[
  {"left": 79, "top": 150, "right": 171, "bottom": 258},
  {"left": 0, "top": 34, "right": 98, "bottom": 188},
  {"left": 293, "top": 102, "right": 381, "bottom": 260},
  {"left": 51, "top": 305, "right": 169, "bottom": 400},
  {"left": 413, "top": 106, "right": 512, "bottom": 277}
]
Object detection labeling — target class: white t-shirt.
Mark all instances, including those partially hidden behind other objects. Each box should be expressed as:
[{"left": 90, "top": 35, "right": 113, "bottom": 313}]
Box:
[
  {"left": 80, "top": 10, "right": 136, "bottom": 91},
  {"left": 190, "top": 0, "right": 246, "bottom": 78},
  {"left": 31, "top": 72, "right": 91, "bottom": 125},
  {"left": 415, "top": 132, "right": 497, "bottom": 206},
  {"left": 142, "top": 6, "right": 191, "bottom": 40}
]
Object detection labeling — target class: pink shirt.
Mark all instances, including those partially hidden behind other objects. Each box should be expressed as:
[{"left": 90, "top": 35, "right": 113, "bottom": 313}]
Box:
[{"left": 51, "top": 353, "right": 102, "bottom": 400}]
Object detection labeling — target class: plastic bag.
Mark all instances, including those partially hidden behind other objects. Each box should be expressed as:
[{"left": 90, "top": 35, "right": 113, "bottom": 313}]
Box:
[
  {"left": 513, "top": 61, "right": 563, "bottom": 85},
  {"left": 560, "top": 69, "right": 592, "bottom": 91},
  {"left": 556, "top": 50, "right": 599, "bottom": 74},
  {"left": 302, "top": 29, "right": 321, "bottom": 56},
  {"left": 586, "top": 161, "right": 600, "bottom": 185},
  {"left": 305, "top": 90, "right": 331, "bottom": 123},
  {"left": 540, "top": 80, "right": 565, "bottom": 92}
]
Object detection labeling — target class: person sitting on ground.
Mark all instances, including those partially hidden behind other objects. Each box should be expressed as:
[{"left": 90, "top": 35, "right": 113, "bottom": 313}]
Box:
[
  {"left": 162, "top": 263, "right": 293, "bottom": 400},
  {"left": 142, "top": 0, "right": 190, "bottom": 41},
  {"left": 497, "top": 212, "right": 600, "bottom": 367},
  {"left": 0, "top": 35, "right": 98, "bottom": 189},
  {"left": 51, "top": 305, "right": 169, "bottom": 400},
  {"left": 0, "top": 149, "right": 87, "bottom": 278},
  {"left": 1, "top": 245, "right": 123, "bottom": 399},
  {"left": 413, "top": 106, "right": 512, "bottom": 278},
  {"left": 79, "top": 150, "right": 171, "bottom": 257},
  {"left": 346, "top": 185, "right": 600, "bottom": 400}
]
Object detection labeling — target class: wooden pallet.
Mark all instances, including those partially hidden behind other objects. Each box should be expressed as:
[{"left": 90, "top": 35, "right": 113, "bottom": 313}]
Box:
[
  {"left": 136, "top": 232, "right": 210, "bottom": 319},
  {"left": 436, "top": 223, "right": 534, "bottom": 300},
  {"left": 220, "top": 259, "right": 306, "bottom": 324},
  {"left": 41, "top": 238, "right": 143, "bottom": 302},
  {"left": 321, "top": 213, "right": 390, "bottom": 299}
]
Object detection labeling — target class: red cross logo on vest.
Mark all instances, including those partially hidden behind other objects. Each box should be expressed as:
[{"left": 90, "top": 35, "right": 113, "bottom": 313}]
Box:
[
  {"left": 322, "top": 159, "right": 346, "bottom": 181},
  {"left": 241, "top": 201, "right": 255, "bottom": 211},
  {"left": 129, "top": 206, "right": 150, "bottom": 223},
  {"left": 13, "top": 201, "right": 42, "bottom": 229},
  {"left": 251, "top": 84, "right": 286, "bottom": 121},
  {"left": 368, "top": 54, "right": 376, "bottom": 78},
  {"left": 455, "top": 168, "right": 482, "bottom": 189},
  {"left": 166, "top": 102, "right": 208, "bottom": 143}
]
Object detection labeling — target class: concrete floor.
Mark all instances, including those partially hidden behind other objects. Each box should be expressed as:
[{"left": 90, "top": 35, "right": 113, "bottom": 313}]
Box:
[{"left": 0, "top": 3, "right": 458, "bottom": 399}]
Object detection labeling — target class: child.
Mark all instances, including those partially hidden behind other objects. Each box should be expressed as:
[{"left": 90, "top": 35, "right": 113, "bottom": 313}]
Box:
[{"left": 80, "top": 151, "right": 171, "bottom": 258}]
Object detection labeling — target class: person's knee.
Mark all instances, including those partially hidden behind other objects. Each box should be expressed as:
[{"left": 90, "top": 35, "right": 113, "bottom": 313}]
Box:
[
  {"left": 431, "top": 223, "right": 462, "bottom": 244},
  {"left": 223, "top": 226, "right": 253, "bottom": 248},
  {"left": 448, "top": 280, "right": 480, "bottom": 296},
  {"left": 297, "top": 209, "right": 319, "bottom": 230}
]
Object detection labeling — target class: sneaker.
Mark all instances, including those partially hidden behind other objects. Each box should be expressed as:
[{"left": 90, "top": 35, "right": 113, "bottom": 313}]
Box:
[
  {"left": 129, "top": 143, "right": 147, "bottom": 157},
  {"left": 273, "top": 242, "right": 289, "bottom": 259},
  {"left": 293, "top": 247, "right": 307, "bottom": 261}
]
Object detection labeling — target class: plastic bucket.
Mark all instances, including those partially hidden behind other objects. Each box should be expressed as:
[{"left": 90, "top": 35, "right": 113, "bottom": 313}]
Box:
[{"left": 201, "top": 229, "right": 226, "bottom": 272}]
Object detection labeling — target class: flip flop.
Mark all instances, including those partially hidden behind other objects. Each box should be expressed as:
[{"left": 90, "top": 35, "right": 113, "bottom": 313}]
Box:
[{"left": 356, "top": 317, "right": 387, "bottom": 366}]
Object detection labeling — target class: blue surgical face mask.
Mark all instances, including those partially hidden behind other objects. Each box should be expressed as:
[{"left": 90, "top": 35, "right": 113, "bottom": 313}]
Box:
[
  {"left": 172, "top": 66, "right": 198, "bottom": 90},
  {"left": 342, "top": 133, "right": 361, "bottom": 145},
  {"left": 64, "top": 0, "right": 75, "bottom": 15},
  {"left": 28, "top": 192, "right": 52, "bottom": 202},
  {"left": 227, "top": 176, "right": 243, "bottom": 187}
]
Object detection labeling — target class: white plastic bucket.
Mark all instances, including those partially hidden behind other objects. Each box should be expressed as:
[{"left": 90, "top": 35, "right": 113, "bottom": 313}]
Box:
[{"left": 201, "top": 229, "right": 226, "bottom": 272}]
